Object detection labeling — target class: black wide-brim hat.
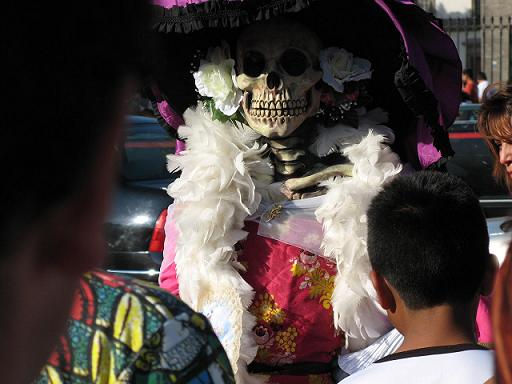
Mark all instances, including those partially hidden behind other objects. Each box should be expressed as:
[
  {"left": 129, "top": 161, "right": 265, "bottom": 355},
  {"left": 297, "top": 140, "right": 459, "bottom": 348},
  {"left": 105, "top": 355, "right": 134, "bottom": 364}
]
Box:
[{"left": 150, "top": 0, "right": 462, "bottom": 168}]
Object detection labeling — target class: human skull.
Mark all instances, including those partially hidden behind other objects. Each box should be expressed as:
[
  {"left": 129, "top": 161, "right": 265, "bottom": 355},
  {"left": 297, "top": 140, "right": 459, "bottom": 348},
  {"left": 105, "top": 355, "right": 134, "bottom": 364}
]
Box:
[{"left": 236, "top": 19, "right": 322, "bottom": 138}]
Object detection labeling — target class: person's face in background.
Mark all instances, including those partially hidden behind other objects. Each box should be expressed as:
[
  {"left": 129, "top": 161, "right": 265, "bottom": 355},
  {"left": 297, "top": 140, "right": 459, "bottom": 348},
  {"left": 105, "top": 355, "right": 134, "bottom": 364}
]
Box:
[
  {"left": 462, "top": 73, "right": 468, "bottom": 83},
  {"left": 478, "top": 84, "right": 512, "bottom": 191},
  {"left": 498, "top": 138, "right": 512, "bottom": 180}
]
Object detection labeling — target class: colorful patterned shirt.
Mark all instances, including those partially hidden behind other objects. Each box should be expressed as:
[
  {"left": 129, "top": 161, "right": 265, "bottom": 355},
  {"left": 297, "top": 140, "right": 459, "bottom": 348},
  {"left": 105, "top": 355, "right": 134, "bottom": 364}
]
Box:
[{"left": 36, "top": 270, "right": 235, "bottom": 384}]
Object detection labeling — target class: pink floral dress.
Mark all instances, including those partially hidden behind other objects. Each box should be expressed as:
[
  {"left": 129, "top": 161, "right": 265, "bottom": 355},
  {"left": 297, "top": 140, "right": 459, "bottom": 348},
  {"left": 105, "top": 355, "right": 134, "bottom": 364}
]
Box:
[{"left": 160, "top": 217, "right": 343, "bottom": 384}]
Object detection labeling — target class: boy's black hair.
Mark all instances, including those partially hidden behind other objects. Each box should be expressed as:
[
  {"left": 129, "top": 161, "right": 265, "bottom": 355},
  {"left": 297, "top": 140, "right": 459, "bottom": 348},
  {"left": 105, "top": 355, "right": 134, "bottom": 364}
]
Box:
[
  {"left": 463, "top": 68, "right": 474, "bottom": 79},
  {"left": 477, "top": 71, "right": 488, "bottom": 81},
  {"left": 367, "top": 171, "right": 489, "bottom": 309},
  {"left": 3, "top": 1, "right": 154, "bottom": 257}
]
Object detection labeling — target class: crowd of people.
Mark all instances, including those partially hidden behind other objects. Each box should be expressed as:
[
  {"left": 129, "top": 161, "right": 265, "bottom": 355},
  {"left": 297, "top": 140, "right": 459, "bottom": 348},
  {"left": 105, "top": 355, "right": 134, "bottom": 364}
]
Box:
[
  {"left": 4, "top": 0, "right": 512, "bottom": 383},
  {"left": 461, "top": 67, "right": 509, "bottom": 104}
]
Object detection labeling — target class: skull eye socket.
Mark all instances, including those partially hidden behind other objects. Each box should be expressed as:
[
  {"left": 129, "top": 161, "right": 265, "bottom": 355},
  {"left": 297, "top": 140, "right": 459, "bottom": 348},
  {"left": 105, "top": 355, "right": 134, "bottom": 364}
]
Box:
[
  {"left": 280, "top": 49, "right": 309, "bottom": 77},
  {"left": 243, "top": 51, "right": 266, "bottom": 77}
]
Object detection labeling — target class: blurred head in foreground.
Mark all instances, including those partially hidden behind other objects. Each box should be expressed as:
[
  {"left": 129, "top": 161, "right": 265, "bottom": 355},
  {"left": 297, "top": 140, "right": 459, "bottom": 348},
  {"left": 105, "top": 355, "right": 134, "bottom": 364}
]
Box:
[
  {"left": 3, "top": 1, "right": 151, "bottom": 382},
  {"left": 492, "top": 245, "right": 512, "bottom": 384}
]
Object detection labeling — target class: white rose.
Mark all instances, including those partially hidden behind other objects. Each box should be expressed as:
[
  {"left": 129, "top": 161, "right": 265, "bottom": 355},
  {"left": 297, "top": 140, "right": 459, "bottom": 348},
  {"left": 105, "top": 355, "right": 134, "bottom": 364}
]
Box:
[
  {"left": 193, "top": 45, "right": 242, "bottom": 116},
  {"left": 320, "top": 47, "right": 372, "bottom": 93}
]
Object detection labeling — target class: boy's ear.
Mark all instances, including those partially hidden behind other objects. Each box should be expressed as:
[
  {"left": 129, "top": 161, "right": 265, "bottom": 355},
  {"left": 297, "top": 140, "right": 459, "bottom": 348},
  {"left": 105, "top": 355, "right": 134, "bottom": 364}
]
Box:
[
  {"left": 481, "top": 253, "right": 499, "bottom": 296},
  {"left": 370, "top": 270, "right": 397, "bottom": 313}
]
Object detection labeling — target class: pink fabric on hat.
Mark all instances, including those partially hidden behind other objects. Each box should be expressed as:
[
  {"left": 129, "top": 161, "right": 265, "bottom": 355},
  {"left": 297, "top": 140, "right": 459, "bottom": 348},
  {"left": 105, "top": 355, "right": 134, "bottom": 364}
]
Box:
[
  {"left": 151, "top": 84, "right": 186, "bottom": 154},
  {"left": 159, "top": 206, "right": 180, "bottom": 296},
  {"left": 476, "top": 295, "right": 493, "bottom": 344},
  {"left": 156, "top": 100, "right": 184, "bottom": 131},
  {"left": 416, "top": 118, "right": 442, "bottom": 168},
  {"left": 155, "top": 100, "right": 186, "bottom": 154}
]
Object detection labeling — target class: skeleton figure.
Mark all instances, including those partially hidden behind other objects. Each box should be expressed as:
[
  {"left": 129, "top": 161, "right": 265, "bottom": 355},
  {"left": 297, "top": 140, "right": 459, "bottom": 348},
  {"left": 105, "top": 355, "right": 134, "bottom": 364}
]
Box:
[{"left": 236, "top": 19, "right": 353, "bottom": 199}]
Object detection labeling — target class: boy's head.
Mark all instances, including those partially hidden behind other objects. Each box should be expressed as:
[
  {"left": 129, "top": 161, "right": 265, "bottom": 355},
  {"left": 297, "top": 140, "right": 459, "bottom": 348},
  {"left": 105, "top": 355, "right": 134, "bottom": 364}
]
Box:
[
  {"left": 463, "top": 68, "right": 474, "bottom": 82},
  {"left": 367, "top": 172, "right": 493, "bottom": 320},
  {"left": 477, "top": 71, "right": 488, "bottom": 82},
  {"left": 3, "top": 1, "right": 151, "bottom": 382}
]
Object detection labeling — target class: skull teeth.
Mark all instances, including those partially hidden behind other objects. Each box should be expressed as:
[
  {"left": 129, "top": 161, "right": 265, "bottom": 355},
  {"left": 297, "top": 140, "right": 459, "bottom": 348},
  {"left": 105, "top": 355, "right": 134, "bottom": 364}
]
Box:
[
  {"left": 249, "top": 96, "right": 308, "bottom": 118},
  {"left": 249, "top": 107, "right": 307, "bottom": 118}
]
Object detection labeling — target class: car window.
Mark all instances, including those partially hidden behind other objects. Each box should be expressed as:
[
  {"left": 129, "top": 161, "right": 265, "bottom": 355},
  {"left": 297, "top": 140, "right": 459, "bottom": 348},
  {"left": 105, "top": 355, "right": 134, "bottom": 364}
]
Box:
[{"left": 122, "top": 117, "right": 175, "bottom": 181}]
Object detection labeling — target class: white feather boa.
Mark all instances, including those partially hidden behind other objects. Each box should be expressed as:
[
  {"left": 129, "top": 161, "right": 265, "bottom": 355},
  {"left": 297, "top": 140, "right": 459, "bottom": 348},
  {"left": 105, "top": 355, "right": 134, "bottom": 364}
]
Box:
[
  {"left": 316, "top": 133, "right": 402, "bottom": 350},
  {"left": 167, "top": 105, "right": 402, "bottom": 381},
  {"left": 167, "top": 104, "right": 272, "bottom": 383}
]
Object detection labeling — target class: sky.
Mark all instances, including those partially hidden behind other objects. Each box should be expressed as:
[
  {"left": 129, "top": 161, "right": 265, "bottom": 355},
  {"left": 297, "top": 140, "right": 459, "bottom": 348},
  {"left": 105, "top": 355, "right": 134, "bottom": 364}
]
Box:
[{"left": 436, "top": 0, "right": 472, "bottom": 16}]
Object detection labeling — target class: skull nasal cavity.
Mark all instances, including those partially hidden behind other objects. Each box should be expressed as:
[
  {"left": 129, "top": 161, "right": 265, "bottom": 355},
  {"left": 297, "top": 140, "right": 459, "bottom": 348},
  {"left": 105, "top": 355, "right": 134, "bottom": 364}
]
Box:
[{"left": 266, "top": 72, "right": 281, "bottom": 90}]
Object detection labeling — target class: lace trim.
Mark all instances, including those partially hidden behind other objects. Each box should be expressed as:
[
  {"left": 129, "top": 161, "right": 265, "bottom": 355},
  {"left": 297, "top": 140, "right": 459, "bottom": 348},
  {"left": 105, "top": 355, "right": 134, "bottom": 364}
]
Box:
[
  {"left": 198, "top": 286, "right": 244, "bottom": 373},
  {"left": 151, "top": 0, "right": 314, "bottom": 34}
]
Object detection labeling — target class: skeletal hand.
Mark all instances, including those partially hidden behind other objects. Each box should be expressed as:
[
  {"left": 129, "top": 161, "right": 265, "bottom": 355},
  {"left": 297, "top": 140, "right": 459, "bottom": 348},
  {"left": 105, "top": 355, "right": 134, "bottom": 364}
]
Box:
[{"left": 281, "top": 164, "right": 353, "bottom": 200}]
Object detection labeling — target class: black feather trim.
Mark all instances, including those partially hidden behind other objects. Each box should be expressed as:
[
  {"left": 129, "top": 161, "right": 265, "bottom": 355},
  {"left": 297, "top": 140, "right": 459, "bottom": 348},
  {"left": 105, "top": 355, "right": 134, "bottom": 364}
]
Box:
[{"left": 394, "top": 59, "right": 454, "bottom": 158}]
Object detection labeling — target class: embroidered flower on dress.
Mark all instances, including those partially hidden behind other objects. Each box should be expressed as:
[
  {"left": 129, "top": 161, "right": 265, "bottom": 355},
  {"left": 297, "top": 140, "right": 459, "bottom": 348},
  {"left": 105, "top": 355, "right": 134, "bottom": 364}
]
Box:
[
  {"left": 193, "top": 42, "right": 243, "bottom": 116},
  {"left": 299, "top": 251, "right": 320, "bottom": 269},
  {"left": 299, "top": 276, "right": 312, "bottom": 290},
  {"left": 251, "top": 293, "right": 285, "bottom": 325},
  {"left": 253, "top": 325, "right": 274, "bottom": 348},
  {"left": 275, "top": 326, "right": 298, "bottom": 354},
  {"left": 320, "top": 47, "right": 372, "bottom": 93},
  {"left": 291, "top": 253, "right": 336, "bottom": 310}
]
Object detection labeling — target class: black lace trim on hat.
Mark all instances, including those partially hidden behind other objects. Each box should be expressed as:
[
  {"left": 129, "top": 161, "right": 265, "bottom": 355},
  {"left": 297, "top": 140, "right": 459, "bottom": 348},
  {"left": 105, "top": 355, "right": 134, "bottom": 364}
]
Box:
[
  {"left": 151, "top": 0, "right": 315, "bottom": 34},
  {"left": 394, "top": 58, "right": 455, "bottom": 158}
]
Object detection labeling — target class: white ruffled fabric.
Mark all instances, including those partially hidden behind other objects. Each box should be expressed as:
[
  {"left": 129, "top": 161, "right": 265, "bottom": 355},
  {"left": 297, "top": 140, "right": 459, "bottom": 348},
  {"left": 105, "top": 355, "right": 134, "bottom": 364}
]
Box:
[
  {"left": 338, "top": 328, "right": 403, "bottom": 375},
  {"left": 316, "top": 132, "right": 403, "bottom": 350}
]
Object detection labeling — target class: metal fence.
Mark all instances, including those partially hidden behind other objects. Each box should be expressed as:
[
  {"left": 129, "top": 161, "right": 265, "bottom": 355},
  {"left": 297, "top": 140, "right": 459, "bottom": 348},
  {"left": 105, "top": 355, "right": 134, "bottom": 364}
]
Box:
[{"left": 442, "top": 16, "right": 512, "bottom": 83}]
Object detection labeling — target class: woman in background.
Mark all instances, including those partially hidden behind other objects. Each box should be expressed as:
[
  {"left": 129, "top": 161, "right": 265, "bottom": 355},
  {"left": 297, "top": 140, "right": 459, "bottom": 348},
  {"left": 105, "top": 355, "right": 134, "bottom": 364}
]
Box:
[
  {"left": 479, "top": 84, "right": 512, "bottom": 383},
  {"left": 479, "top": 83, "right": 512, "bottom": 191}
]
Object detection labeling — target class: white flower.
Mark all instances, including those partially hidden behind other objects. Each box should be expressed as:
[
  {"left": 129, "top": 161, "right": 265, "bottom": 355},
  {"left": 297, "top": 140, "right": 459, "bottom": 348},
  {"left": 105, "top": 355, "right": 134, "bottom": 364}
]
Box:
[
  {"left": 193, "top": 43, "right": 242, "bottom": 116},
  {"left": 320, "top": 47, "right": 372, "bottom": 93}
]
